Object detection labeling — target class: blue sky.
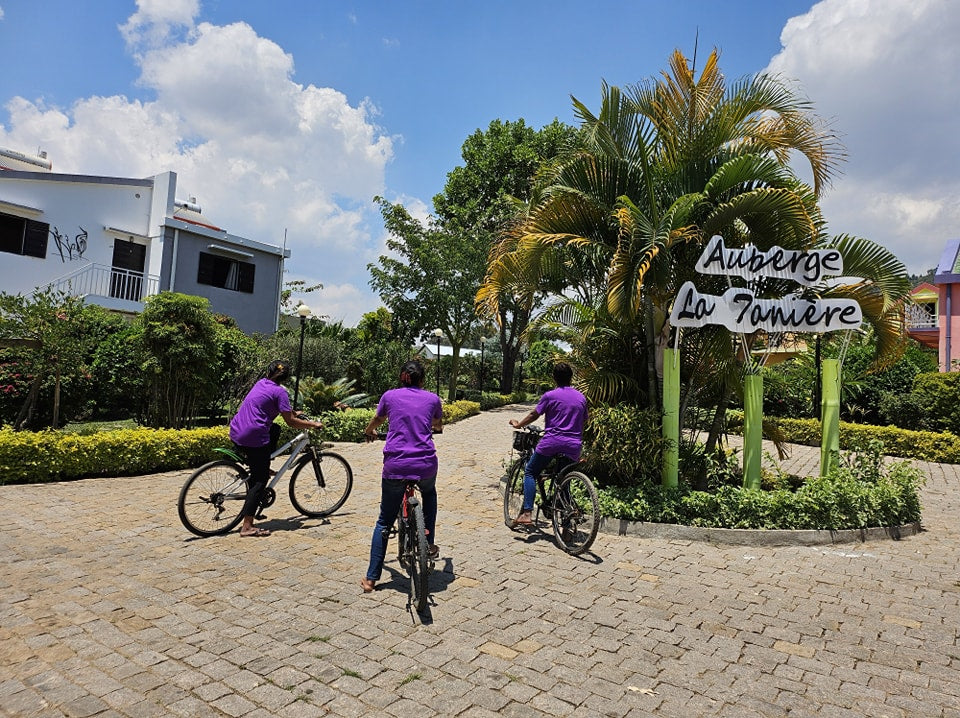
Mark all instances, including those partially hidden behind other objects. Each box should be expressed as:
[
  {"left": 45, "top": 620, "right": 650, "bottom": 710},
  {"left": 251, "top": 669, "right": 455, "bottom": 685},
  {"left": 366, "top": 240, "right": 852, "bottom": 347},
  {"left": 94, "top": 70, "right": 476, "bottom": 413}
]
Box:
[{"left": 1, "top": 0, "right": 958, "bottom": 326}]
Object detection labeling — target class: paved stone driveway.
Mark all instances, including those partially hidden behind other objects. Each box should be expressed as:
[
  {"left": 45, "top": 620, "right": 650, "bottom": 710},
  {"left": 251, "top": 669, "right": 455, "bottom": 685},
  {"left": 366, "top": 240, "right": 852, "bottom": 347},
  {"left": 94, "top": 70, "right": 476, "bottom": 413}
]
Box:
[{"left": 1, "top": 405, "right": 958, "bottom": 717}]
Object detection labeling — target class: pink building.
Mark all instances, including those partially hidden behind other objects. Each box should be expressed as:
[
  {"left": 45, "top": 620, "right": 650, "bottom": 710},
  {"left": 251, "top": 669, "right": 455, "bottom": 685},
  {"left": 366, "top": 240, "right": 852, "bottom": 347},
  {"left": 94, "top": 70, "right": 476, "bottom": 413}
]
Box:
[{"left": 905, "top": 240, "right": 960, "bottom": 371}]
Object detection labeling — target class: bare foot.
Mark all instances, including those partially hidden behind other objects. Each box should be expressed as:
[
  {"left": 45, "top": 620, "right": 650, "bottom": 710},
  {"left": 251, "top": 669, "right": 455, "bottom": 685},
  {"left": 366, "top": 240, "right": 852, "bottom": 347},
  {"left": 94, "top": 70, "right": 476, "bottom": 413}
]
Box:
[{"left": 360, "top": 578, "right": 376, "bottom": 593}]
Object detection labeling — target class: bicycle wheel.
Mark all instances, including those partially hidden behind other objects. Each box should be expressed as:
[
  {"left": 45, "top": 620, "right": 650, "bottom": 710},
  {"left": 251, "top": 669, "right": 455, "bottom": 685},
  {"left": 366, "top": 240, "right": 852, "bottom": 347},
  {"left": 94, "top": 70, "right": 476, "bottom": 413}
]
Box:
[
  {"left": 551, "top": 470, "right": 599, "bottom": 555},
  {"left": 289, "top": 451, "right": 353, "bottom": 517},
  {"left": 502, "top": 459, "right": 526, "bottom": 528},
  {"left": 177, "top": 460, "right": 248, "bottom": 537},
  {"left": 407, "top": 498, "right": 430, "bottom": 612}
]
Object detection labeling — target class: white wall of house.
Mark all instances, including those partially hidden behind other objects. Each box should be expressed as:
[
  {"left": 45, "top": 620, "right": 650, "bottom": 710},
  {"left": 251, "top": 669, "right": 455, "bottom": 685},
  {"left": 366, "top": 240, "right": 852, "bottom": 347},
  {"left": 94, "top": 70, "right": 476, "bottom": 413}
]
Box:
[
  {"left": 0, "top": 165, "right": 286, "bottom": 334},
  {"left": 0, "top": 171, "right": 168, "bottom": 297}
]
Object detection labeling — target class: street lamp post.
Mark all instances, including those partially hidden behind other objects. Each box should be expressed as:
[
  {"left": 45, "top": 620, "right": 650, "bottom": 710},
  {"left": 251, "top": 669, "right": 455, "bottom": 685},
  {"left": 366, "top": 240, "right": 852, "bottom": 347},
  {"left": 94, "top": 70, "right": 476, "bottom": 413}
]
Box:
[
  {"left": 432, "top": 328, "right": 443, "bottom": 397},
  {"left": 293, "top": 303, "right": 311, "bottom": 410}
]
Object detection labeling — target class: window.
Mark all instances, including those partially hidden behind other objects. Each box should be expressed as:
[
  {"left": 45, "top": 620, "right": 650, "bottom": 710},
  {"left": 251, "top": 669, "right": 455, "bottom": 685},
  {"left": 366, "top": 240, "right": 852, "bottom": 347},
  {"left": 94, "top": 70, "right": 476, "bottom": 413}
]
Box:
[
  {"left": 197, "top": 251, "right": 255, "bottom": 293},
  {"left": 0, "top": 212, "right": 48, "bottom": 258}
]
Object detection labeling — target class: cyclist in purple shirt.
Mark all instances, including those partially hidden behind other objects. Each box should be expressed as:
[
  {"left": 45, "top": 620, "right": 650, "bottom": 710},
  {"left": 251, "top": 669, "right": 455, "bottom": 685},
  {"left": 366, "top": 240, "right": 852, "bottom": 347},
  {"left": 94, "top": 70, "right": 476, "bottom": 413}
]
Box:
[
  {"left": 229, "top": 360, "right": 323, "bottom": 537},
  {"left": 508, "top": 362, "right": 587, "bottom": 527},
  {"left": 361, "top": 360, "right": 443, "bottom": 593}
]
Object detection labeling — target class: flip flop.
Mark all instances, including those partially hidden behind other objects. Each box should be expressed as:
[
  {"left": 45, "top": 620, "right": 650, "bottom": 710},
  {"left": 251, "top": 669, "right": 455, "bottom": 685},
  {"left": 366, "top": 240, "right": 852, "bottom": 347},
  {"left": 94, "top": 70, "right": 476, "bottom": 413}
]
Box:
[
  {"left": 360, "top": 578, "right": 376, "bottom": 593},
  {"left": 511, "top": 513, "right": 533, "bottom": 527},
  {"left": 428, "top": 545, "right": 440, "bottom": 559},
  {"left": 239, "top": 527, "right": 271, "bottom": 537}
]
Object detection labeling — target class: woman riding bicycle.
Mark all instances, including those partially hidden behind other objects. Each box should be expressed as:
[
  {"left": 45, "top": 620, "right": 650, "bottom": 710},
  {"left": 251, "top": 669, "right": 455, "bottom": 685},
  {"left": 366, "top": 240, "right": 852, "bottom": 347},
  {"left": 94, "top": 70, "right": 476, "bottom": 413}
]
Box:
[
  {"left": 361, "top": 360, "right": 443, "bottom": 593},
  {"left": 229, "top": 360, "right": 323, "bottom": 537},
  {"left": 508, "top": 361, "right": 587, "bottom": 527}
]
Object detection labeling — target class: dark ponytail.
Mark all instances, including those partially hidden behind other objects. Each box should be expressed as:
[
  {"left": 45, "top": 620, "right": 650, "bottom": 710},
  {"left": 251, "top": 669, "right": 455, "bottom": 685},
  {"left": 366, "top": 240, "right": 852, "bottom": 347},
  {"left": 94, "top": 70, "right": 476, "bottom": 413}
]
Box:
[
  {"left": 266, "top": 359, "right": 291, "bottom": 383},
  {"left": 399, "top": 360, "right": 425, "bottom": 387}
]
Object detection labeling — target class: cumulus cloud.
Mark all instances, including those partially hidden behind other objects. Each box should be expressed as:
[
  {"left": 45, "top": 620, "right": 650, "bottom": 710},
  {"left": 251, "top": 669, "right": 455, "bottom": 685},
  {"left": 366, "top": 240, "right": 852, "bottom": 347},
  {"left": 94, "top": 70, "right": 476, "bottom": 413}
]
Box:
[
  {"left": 0, "top": 0, "right": 393, "bottom": 325},
  {"left": 766, "top": 0, "right": 960, "bottom": 274}
]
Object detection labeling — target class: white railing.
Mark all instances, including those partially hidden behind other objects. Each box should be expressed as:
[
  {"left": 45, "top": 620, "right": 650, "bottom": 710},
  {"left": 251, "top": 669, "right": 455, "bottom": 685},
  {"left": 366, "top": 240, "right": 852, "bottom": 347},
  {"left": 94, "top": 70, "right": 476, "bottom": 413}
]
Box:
[
  {"left": 904, "top": 303, "right": 938, "bottom": 329},
  {"left": 50, "top": 263, "right": 160, "bottom": 302}
]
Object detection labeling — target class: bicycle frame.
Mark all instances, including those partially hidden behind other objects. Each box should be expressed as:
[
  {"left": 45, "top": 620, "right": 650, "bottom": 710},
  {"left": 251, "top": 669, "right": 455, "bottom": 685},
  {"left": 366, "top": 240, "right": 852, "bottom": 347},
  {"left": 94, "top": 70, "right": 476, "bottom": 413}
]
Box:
[{"left": 215, "top": 430, "right": 312, "bottom": 491}]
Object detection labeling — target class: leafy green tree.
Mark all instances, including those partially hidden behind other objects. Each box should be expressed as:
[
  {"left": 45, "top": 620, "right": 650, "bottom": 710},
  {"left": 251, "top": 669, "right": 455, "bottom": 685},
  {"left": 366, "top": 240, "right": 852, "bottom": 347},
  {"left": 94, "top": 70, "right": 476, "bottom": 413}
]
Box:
[
  {"left": 368, "top": 198, "right": 488, "bottom": 400},
  {"left": 435, "top": 118, "right": 581, "bottom": 392},
  {"left": 134, "top": 292, "right": 222, "bottom": 428},
  {"left": 0, "top": 288, "right": 109, "bottom": 429}
]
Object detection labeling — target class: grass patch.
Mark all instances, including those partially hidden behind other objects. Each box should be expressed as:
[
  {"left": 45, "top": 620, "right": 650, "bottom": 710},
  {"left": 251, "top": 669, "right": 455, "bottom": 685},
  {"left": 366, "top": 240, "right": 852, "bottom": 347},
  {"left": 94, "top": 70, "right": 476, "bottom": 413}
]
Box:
[{"left": 398, "top": 672, "right": 422, "bottom": 687}]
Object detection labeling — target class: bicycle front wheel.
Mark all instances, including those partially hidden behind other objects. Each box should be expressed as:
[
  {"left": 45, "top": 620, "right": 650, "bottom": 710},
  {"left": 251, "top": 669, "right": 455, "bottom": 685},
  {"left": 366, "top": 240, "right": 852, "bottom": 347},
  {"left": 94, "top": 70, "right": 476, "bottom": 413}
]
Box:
[
  {"left": 503, "top": 459, "right": 525, "bottom": 528},
  {"left": 407, "top": 499, "right": 430, "bottom": 612},
  {"left": 289, "top": 451, "right": 353, "bottom": 517},
  {"left": 177, "top": 460, "right": 248, "bottom": 537},
  {"left": 551, "top": 470, "right": 599, "bottom": 555}
]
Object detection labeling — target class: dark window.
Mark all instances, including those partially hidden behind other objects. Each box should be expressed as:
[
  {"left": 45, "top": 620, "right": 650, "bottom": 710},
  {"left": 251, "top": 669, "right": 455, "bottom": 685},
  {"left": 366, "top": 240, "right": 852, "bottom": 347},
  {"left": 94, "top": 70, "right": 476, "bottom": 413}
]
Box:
[
  {"left": 0, "top": 212, "right": 48, "bottom": 258},
  {"left": 197, "top": 251, "right": 255, "bottom": 293}
]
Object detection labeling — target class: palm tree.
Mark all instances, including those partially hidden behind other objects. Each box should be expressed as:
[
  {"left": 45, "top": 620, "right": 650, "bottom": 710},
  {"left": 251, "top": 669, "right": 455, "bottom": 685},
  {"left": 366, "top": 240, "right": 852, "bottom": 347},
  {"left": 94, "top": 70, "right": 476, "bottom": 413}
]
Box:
[{"left": 478, "top": 48, "right": 909, "bottom": 455}]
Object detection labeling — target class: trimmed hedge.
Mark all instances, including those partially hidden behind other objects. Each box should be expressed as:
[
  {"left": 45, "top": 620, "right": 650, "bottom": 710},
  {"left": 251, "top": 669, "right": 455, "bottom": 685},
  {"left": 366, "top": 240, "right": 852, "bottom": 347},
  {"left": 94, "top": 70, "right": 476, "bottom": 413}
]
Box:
[
  {"left": 0, "top": 400, "right": 483, "bottom": 485},
  {"left": 727, "top": 411, "right": 960, "bottom": 464},
  {"left": 0, "top": 425, "right": 228, "bottom": 485}
]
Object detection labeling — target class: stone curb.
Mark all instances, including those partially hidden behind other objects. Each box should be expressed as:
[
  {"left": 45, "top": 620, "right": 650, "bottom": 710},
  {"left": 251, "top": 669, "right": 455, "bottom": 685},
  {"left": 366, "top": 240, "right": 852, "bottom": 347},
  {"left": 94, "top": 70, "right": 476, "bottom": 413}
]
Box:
[{"left": 597, "top": 517, "right": 923, "bottom": 546}]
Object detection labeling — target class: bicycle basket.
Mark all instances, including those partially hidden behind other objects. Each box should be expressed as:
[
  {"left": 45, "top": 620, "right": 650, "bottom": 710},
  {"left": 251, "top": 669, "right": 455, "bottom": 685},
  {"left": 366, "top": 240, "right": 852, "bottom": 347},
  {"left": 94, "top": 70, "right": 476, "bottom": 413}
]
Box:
[{"left": 513, "top": 430, "right": 539, "bottom": 452}]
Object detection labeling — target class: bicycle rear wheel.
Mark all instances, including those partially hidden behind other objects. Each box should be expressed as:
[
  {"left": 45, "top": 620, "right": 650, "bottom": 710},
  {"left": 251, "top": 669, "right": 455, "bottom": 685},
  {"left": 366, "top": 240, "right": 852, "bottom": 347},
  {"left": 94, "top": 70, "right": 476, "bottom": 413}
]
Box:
[
  {"left": 177, "top": 460, "right": 248, "bottom": 537},
  {"left": 502, "top": 459, "right": 525, "bottom": 528},
  {"left": 407, "top": 498, "right": 430, "bottom": 612},
  {"left": 289, "top": 451, "right": 353, "bottom": 517},
  {"left": 551, "top": 470, "right": 599, "bottom": 555}
]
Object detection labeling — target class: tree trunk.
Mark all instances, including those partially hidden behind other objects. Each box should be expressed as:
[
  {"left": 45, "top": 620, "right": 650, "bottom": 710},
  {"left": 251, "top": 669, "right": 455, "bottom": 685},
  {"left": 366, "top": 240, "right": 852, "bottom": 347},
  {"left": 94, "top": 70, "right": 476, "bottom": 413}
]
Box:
[{"left": 14, "top": 374, "right": 43, "bottom": 431}]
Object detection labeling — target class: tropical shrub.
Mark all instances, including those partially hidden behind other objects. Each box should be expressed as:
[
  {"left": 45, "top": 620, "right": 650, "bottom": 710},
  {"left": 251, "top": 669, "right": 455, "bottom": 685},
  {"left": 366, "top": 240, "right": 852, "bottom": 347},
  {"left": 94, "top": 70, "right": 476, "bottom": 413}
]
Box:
[
  {"left": 911, "top": 371, "right": 960, "bottom": 435},
  {"left": 597, "top": 441, "right": 923, "bottom": 530},
  {"left": 583, "top": 404, "right": 664, "bottom": 487}
]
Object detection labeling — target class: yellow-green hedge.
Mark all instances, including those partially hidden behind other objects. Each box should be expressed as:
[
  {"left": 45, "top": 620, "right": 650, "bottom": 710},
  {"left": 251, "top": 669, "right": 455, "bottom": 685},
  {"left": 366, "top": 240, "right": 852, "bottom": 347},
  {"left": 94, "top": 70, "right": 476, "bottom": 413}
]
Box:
[
  {"left": 728, "top": 411, "right": 960, "bottom": 464},
  {"left": 0, "top": 401, "right": 483, "bottom": 485},
  {"left": 0, "top": 426, "right": 229, "bottom": 485}
]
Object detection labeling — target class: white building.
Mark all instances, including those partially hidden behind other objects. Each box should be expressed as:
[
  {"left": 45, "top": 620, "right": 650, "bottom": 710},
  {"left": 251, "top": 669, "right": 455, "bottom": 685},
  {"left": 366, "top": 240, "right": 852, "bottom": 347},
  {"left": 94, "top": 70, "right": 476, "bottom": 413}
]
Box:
[{"left": 0, "top": 147, "right": 289, "bottom": 334}]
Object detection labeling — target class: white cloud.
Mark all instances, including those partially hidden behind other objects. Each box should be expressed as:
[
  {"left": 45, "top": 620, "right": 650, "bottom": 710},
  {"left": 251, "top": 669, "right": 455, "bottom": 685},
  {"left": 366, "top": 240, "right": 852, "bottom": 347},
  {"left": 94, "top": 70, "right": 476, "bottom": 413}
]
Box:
[
  {"left": 0, "top": 7, "right": 5, "bottom": 21},
  {"left": 119, "top": 0, "right": 199, "bottom": 49},
  {"left": 0, "top": 2, "right": 394, "bottom": 327},
  {"left": 766, "top": 0, "right": 960, "bottom": 274}
]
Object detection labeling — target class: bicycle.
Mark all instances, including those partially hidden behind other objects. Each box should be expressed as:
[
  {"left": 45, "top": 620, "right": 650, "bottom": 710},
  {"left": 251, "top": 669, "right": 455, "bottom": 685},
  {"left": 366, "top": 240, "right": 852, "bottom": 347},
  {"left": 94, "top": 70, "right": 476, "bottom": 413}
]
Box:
[
  {"left": 503, "top": 426, "right": 600, "bottom": 555},
  {"left": 395, "top": 479, "right": 433, "bottom": 612},
  {"left": 177, "top": 421, "right": 353, "bottom": 537},
  {"left": 369, "top": 431, "right": 435, "bottom": 613}
]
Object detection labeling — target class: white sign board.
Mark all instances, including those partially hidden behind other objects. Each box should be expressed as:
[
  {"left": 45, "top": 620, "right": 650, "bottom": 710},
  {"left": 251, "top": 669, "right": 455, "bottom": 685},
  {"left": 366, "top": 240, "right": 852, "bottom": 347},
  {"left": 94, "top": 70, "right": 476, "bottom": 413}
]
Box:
[
  {"left": 695, "top": 236, "right": 843, "bottom": 286},
  {"left": 669, "top": 236, "right": 862, "bottom": 333},
  {"left": 671, "top": 282, "right": 862, "bottom": 333}
]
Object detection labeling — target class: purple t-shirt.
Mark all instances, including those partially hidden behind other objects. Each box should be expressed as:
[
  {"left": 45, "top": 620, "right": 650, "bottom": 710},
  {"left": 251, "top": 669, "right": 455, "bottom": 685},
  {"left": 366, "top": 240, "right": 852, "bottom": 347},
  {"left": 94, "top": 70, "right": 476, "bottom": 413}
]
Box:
[
  {"left": 377, "top": 386, "right": 443, "bottom": 480},
  {"left": 535, "top": 386, "right": 587, "bottom": 460},
  {"left": 229, "top": 379, "right": 291, "bottom": 448}
]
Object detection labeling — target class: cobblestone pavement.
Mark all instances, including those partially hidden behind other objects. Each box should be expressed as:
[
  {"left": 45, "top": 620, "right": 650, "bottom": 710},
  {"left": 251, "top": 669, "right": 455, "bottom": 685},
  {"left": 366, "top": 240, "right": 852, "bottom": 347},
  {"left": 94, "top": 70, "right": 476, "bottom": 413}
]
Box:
[{"left": 1, "top": 405, "right": 959, "bottom": 717}]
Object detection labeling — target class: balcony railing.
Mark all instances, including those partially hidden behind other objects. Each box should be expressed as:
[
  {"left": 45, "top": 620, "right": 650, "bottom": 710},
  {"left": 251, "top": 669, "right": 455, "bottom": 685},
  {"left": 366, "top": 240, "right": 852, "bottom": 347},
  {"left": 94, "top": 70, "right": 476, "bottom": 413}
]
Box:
[
  {"left": 904, "top": 303, "right": 938, "bottom": 329},
  {"left": 50, "top": 263, "right": 160, "bottom": 303}
]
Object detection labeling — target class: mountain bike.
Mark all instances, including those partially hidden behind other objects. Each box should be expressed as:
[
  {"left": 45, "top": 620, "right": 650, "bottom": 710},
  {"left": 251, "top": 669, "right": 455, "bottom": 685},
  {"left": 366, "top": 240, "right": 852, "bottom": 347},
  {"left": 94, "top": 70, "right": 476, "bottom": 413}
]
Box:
[
  {"left": 503, "top": 426, "right": 599, "bottom": 555},
  {"left": 177, "top": 421, "right": 353, "bottom": 537},
  {"left": 369, "top": 431, "right": 435, "bottom": 613},
  {"left": 394, "top": 479, "right": 433, "bottom": 613}
]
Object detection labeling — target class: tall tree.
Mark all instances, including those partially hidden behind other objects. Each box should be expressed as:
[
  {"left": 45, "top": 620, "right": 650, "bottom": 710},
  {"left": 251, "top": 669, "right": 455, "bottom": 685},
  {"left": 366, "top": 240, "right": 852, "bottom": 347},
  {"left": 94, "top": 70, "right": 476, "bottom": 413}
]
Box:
[
  {"left": 436, "top": 118, "right": 581, "bottom": 392},
  {"left": 368, "top": 198, "right": 488, "bottom": 400}
]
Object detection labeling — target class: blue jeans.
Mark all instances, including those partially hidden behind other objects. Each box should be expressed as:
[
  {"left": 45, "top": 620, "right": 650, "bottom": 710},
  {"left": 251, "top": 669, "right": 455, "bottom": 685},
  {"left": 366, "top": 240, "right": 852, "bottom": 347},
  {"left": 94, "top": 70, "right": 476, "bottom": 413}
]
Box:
[
  {"left": 366, "top": 474, "right": 437, "bottom": 581},
  {"left": 522, "top": 451, "right": 572, "bottom": 512}
]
